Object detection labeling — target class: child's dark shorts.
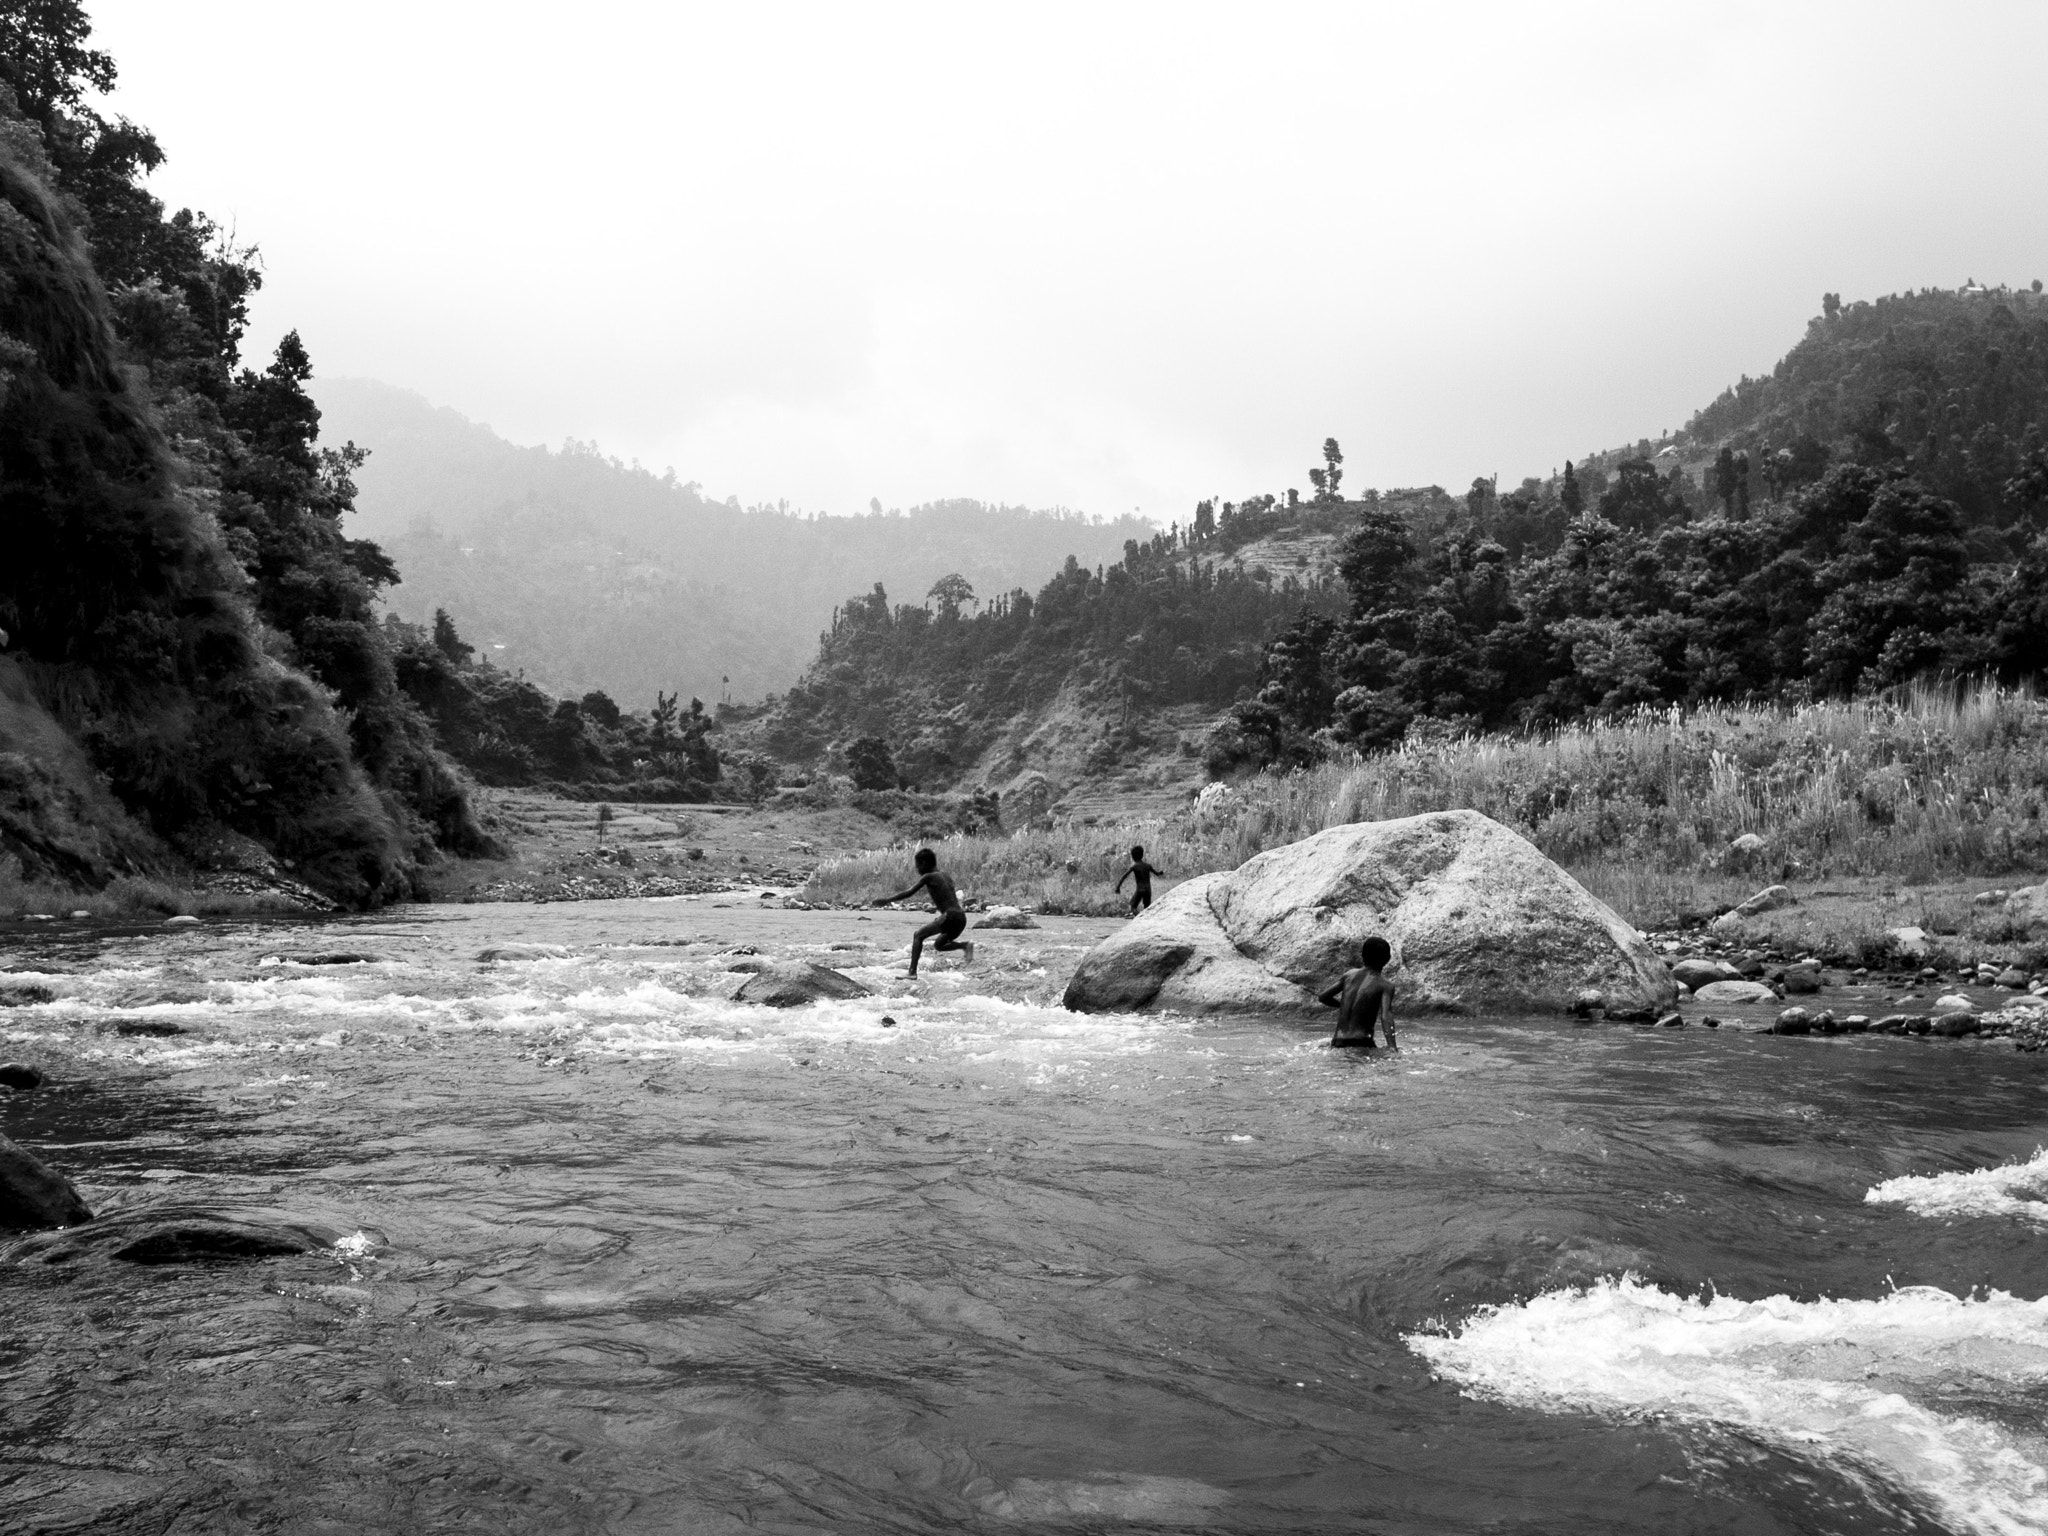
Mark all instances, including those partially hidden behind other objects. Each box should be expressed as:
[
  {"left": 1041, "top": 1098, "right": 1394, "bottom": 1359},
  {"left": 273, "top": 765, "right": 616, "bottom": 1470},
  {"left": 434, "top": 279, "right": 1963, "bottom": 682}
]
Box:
[{"left": 937, "top": 910, "right": 968, "bottom": 942}]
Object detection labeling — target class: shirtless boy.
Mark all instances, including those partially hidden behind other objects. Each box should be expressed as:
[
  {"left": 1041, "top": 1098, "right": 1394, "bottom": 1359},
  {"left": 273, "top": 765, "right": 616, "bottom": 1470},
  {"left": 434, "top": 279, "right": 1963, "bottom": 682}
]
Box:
[
  {"left": 1114, "top": 845, "right": 1162, "bottom": 915},
  {"left": 1318, "top": 936, "right": 1397, "bottom": 1049},
  {"left": 873, "top": 847, "right": 974, "bottom": 977}
]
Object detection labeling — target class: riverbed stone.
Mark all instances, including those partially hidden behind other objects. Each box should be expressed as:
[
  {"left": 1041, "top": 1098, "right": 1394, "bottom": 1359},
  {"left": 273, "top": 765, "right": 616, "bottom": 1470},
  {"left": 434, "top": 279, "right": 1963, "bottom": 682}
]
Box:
[
  {"left": 1780, "top": 964, "right": 1823, "bottom": 994},
  {"left": 1061, "top": 810, "right": 1677, "bottom": 1017},
  {"left": 0, "top": 983, "right": 56, "bottom": 1007},
  {"left": 1671, "top": 958, "right": 1740, "bottom": 991},
  {"left": 0, "top": 1134, "right": 93, "bottom": 1230},
  {"left": 1773, "top": 1007, "right": 1812, "bottom": 1034},
  {"left": 1933, "top": 993, "right": 1975, "bottom": 1012},
  {"left": 0, "top": 1063, "right": 45, "bottom": 1090},
  {"left": 1693, "top": 979, "right": 1778, "bottom": 1004},
  {"left": 732, "top": 962, "right": 870, "bottom": 1008}
]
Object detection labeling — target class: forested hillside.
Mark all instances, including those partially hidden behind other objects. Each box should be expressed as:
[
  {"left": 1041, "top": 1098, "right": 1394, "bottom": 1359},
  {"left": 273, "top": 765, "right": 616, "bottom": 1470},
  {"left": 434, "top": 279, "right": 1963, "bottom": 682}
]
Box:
[
  {"left": 749, "top": 289, "right": 2048, "bottom": 804},
  {"left": 0, "top": 3, "right": 488, "bottom": 903},
  {"left": 318, "top": 377, "right": 1152, "bottom": 706}
]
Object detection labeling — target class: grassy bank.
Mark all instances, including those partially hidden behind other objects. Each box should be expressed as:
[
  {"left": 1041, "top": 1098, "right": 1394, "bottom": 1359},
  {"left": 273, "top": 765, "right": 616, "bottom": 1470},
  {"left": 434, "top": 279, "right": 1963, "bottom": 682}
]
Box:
[
  {"left": 805, "top": 684, "right": 2048, "bottom": 925},
  {"left": 0, "top": 867, "right": 314, "bottom": 921}
]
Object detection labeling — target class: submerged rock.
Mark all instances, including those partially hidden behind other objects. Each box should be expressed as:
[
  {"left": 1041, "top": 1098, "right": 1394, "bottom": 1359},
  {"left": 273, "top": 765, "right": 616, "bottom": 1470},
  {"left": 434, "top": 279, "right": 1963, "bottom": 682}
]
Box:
[
  {"left": 476, "top": 943, "right": 570, "bottom": 962},
  {"left": 112, "top": 1019, "right": 187, "bottom": 1037},
  {"left": 1062, "top": 810, "right": 1675, "bottom": 1017},
  {"left": 732, "top": 962, "right": 870, "bottom": 1008},
  {"left": 7, "top": 1204, "right": 340, "bottom": 1265},
  {"left": 0, "top": 1063, "right": 46, "bottom": 1090},
  {"left": 0, "top": 983, "right": 56, "bottom": 1007},
  {"left": 0, "top": 1133, "right": 93, "bottom": 1230}
]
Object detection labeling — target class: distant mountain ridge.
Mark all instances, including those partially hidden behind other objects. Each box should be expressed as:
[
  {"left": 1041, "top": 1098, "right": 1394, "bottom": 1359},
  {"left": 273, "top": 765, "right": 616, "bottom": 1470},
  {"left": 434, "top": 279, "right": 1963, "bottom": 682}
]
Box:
[{"left": 315, "top": 377, "right": 1152, "bottom": 709}]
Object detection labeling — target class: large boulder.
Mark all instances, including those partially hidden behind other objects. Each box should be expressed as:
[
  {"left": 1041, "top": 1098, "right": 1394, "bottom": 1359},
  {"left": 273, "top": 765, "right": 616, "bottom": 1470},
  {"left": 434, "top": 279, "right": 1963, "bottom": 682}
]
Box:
[
  {"left": 1061, "top": 810, "right": 1675, "bottom": 1017},
  {"left": 0, "top": 1133, "right": 93, "bottom": 1230},
  {"left": 2010, "top": 884, "right": 2048, "bottom": 937},
  {"left": 1671, "top": 957, "right": 1741, "bottom": 991}
]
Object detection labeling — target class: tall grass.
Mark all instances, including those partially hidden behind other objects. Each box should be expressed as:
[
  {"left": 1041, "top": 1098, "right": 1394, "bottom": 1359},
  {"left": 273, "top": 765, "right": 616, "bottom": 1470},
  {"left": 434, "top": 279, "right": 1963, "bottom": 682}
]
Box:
[{"left": 805, "top": 683, "right": 2048, "bottom": 920}]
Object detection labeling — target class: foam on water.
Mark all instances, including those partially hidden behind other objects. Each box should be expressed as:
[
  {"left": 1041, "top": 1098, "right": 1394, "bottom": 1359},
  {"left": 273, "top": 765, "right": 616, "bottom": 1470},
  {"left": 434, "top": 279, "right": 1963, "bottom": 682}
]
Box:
[
  {"left": 1408, "top": 1277, "right": 2048, "bottom": 1536},
  {"left": 1867, "top": 1150, "right": 2048, "bottom": 1225}
]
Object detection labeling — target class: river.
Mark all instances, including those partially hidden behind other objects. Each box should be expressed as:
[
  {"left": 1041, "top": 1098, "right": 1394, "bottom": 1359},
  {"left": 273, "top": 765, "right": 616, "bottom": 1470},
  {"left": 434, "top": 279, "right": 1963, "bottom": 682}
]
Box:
[{"left": 3, "top": 897, "right": 2045, "bottom": 1534}]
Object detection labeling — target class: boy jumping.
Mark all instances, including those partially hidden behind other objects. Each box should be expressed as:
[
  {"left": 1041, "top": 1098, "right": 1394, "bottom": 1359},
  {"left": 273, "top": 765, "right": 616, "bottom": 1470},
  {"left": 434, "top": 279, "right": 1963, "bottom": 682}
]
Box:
[
  {"left": 1114, "top": 845, "right": 1161, "bottom": 915},
  {"left": 873, "top": 847, "right": 974, "bottom": 977},
  {"left": 1318, "top": 936, "right": 1398, "bottom": 1049}
]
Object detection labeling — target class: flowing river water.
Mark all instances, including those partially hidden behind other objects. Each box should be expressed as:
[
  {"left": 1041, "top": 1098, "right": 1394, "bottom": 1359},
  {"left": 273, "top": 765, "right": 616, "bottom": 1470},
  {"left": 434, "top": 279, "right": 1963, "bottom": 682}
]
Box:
[{"left": 3, "top": 897, "right": 2047, "bottom": 1535}]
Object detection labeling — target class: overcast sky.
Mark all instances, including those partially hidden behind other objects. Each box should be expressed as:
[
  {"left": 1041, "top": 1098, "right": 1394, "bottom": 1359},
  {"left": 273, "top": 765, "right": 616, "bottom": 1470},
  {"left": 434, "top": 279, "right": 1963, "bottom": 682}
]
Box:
[{"left": 89, "top": 0, "right": 2048, "bottom": 522}]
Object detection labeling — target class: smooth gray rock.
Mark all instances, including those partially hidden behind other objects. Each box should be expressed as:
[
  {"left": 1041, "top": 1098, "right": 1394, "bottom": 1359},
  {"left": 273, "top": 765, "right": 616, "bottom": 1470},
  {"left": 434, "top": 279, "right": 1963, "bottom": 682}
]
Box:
[
  {"left": 1693, "top": 979, "right": 1779, "bottom": 1004},
  {"left": 974, "top": 907, "right": 1039, "bottom": 930},
  {"left": 1712, "top": 885, "right": 1795, "bottom": 928},
  {"left": 0, "top": 1133, "right": 93, "bottom": 1230},
  {"left": 1061, "top": 810, "right": 1676, "bottom": 1017},
  {"left": 1671, "top": 958, "right": 1740, "bottom": 991},
  {"left": 2009, "top": 884, "right": 2048, "bottom": 936},
  {"left": 733, "top": 962, "right": 870, "bottom": 1008},
  {"left": 1885, "top": 925, "right": 1932, "bottom": 962}
]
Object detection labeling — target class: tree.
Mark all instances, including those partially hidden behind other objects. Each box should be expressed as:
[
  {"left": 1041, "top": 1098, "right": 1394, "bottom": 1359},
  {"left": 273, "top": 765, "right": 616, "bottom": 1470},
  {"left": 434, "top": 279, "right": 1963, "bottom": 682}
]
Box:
[
  {"left": 649, "top": 689, "right": 679, "bottom": 747},
  {"left": 1310, "top": 437, "right": 1345, "bottom": 503},
  {"left": 0, "top": 0, "right": 115, "bottom": 134},
  {"left": 927, "top": 572, "right": 975, "bottom": 619},
  {"left": 1561, "top": 461, "right": 1583, "bottom": 517},
  {"left": 1714, "top": 446, "right": 1738, "bottom": 515},
  {"left": 579, "top": 689, "right": 621, "bottom": 728},
  {"left": 847, "top": 735, "right": 897, "bottom": 790},
  {"left": 432, "top": 607, "right": 473, "bottom": 663}
]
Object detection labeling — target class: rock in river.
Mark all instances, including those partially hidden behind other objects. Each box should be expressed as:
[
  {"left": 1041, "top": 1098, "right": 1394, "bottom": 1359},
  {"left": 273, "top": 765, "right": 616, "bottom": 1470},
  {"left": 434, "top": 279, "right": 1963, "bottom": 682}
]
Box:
[
  {"left": 1693, "top": 980, "right": 1779, "bottom": 1004},
  {"left": 732, "top": 962, "right": 870, "bottom": 1008},
  {"left": 1061, "top": 810, "right": 1676, "bottom": 1017},
  {"left": 7, "top": 1204, "right": 341, "bottom": 1265},
  {"left": 1671, "top": 958, "right": 1741, "bottom": 991},
  {"left": 0, "top": 1133, "right": 93, "bottom": 1231},
  {"left": 0, "top": 1063, "right": 46, "bottom": 1090}
]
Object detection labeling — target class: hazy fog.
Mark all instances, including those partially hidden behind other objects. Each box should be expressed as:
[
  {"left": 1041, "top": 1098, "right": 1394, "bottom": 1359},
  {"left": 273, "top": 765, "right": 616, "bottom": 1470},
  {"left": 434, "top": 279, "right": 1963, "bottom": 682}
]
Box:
[{"left": 91, "top": 0, "right": 2048, "bottom": 521}]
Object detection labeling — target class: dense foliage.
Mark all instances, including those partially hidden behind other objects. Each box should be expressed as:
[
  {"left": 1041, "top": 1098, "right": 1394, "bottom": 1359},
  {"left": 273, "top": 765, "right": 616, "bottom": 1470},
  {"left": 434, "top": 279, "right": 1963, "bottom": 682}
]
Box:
[
  {"left": 1234, "top": 292, "right": 2048, "bottom": 766},
  {"left": 0, "top": 2, "right": 488, "bottom": 900},
  {"left": 747, "top": 547, "right": 1341, "bottom": 787},
  {"left": 385, "top": 609, "right": 738, "bottom": 802}
]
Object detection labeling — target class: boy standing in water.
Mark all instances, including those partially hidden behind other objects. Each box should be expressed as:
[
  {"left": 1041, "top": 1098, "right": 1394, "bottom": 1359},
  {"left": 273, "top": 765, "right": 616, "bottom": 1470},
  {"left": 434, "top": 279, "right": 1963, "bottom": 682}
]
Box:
[
  {"left": 873, "top": 847, "right": 974, "bottom": 977},
  {"left": 1319, "top": 936, "right": 1398, "bottom": 1049},
  {"left": 1114, "top": 845, "right": 1161, "bottom": 915}
]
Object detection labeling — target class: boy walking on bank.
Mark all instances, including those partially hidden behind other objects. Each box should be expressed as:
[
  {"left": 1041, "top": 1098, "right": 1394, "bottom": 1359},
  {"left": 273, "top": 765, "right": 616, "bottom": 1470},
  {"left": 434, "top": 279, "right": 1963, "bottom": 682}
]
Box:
[
  {"left": 873, "top": 847, "right": 974, "bottom": 977},
  {"left": 1319, "top": 936, "right": 1398, "bottom": 1049},
  {"left": 1114, "top": 846, "right": 1162, "bottom": 915}
]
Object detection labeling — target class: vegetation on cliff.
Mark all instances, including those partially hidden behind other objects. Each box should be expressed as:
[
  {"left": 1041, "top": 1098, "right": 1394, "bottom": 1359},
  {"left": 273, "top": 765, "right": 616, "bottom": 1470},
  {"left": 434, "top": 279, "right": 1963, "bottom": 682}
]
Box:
[{"left": 0, "top": 2, "right": 485, "bottom": 903}]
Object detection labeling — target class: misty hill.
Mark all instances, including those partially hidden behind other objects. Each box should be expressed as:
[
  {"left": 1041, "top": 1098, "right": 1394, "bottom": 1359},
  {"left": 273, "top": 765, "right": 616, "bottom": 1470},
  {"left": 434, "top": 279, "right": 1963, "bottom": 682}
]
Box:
[
  {"left": 316, "top": 377, "right": 1152, "bottom": 709},
  {"left": 738, "top": 284, "right": 2048, "bottom": 810}
]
